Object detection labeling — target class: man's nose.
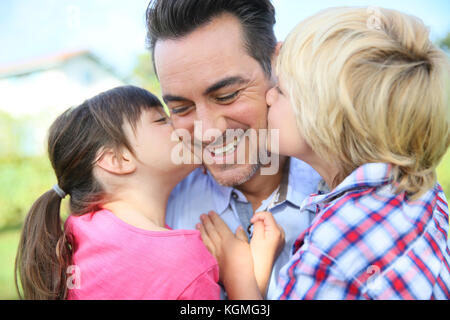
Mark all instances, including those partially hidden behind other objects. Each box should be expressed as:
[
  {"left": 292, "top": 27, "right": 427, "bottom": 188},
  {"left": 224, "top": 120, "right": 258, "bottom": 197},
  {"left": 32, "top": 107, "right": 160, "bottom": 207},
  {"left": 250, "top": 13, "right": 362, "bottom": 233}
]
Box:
[{"left": 194, "top": 104, "right": 227, "bottom": 144}]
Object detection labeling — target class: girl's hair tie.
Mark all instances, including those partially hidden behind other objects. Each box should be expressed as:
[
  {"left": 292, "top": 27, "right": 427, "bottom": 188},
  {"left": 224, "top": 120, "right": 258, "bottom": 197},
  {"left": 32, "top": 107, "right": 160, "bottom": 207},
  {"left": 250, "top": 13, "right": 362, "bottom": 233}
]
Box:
[{"left": 53, "top": 184, "right": 67, "bottom": 199}]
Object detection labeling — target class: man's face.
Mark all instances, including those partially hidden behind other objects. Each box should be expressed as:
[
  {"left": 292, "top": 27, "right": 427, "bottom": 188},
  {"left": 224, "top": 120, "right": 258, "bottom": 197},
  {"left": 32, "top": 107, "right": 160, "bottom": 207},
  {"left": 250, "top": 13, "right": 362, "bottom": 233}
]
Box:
[{"left": 154, "top": 13, "right": 272, "bottom": 187}]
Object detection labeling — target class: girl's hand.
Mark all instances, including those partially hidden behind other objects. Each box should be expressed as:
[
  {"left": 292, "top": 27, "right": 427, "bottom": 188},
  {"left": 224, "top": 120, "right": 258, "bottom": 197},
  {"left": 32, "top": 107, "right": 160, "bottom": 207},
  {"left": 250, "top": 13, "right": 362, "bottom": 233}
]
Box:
[
  {"left": 197, "top": 211, "right": 262, "bottom": 300},
  {"left": 250, "top": 211, "right": 285, "bottom": 297}
]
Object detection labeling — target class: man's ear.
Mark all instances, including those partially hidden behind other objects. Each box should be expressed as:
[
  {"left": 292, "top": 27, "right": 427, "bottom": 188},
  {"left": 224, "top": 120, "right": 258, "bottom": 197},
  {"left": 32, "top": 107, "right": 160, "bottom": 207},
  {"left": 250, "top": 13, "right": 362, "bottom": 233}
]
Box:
[
  {"left": 96, "top": 148, "right": 136, "bottom": 175},
  {"left": 270, "top": 41, "right": 283, "bottom": 84},
  {"left": 275, "top": 41, "right": 283, "bottom": 57}
]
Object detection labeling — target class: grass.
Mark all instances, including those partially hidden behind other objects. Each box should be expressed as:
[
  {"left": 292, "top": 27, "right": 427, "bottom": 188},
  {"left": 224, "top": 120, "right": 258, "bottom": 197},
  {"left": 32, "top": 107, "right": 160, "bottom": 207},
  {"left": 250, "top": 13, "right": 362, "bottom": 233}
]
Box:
[{"left": 0, "top": 228, "right": 20, "bottom": 300}]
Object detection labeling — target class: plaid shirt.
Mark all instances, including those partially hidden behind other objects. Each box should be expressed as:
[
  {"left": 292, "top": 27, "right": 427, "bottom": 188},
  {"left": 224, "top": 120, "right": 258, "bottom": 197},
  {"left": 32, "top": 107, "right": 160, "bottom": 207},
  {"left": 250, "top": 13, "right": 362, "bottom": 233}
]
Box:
[{"left": 275, "top": 163, "right": 450, "bottom": 300}]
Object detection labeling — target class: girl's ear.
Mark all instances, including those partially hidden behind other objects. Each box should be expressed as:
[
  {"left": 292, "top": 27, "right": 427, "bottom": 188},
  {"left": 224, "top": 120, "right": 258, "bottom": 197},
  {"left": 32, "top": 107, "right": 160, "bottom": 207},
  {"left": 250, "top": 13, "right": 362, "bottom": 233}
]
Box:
[{"left": 96, "top": 148, "right": 136, "bottom": 175}]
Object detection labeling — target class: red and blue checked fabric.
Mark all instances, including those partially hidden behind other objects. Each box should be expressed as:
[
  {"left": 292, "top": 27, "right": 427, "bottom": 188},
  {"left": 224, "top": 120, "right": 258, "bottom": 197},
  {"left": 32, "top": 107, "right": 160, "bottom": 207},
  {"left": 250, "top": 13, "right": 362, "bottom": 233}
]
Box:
[{"left": 276, "top": 163, "right": 450, "bottom": 300}]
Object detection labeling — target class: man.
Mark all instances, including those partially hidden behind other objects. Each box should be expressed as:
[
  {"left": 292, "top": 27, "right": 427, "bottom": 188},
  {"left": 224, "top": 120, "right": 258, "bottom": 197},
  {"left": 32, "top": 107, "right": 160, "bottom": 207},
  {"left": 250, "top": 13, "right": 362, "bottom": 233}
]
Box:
[{"left": 146, "top": 0, "right": 322, "bottom": 299}]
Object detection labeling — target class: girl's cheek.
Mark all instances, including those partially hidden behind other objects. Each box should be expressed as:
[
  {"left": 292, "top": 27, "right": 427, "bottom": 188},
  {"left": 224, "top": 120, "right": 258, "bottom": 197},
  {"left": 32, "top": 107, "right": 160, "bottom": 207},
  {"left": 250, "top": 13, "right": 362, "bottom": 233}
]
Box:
[
  {"left": 267, "top": 106, "right": 280, "bottom": 130},
  {"left": 162, "top": 126, "right": 180, "bottom": 149}
]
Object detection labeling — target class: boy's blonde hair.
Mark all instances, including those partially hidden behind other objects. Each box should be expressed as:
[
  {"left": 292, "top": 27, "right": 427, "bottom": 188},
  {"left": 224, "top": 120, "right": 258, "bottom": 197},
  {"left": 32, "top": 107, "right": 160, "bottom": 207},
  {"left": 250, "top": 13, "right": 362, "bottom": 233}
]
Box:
[{"left": 277, "top": 7, "right": 450, "bottom": 197}]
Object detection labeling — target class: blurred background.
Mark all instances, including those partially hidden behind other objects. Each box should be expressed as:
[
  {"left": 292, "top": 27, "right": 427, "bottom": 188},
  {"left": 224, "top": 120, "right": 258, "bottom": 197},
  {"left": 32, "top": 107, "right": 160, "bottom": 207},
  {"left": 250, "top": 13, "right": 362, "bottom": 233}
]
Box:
[{"left": 0, "top": 0, "right": 449, "bottom": 299}]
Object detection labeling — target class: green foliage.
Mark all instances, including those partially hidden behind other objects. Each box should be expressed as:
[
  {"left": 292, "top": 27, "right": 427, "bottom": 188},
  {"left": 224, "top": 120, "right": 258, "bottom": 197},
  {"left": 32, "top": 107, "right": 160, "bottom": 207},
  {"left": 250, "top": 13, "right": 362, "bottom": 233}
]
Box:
[
  {"left": 130, "top": 52, "right": 162, "bottom": 97},
  {"left": 0, "top": 111, "right": 21, "bottom": 158},
  {"left": 0, "top": 229, "right": 20, "bottom": 299},
  {"left": 437, "top": 151, "right": 450, "bottom": 198},
  {"left": 0, "top": 156, "right": 56, "bottom": 230},
  {"left": 129, "top": 52, "right": 170, "bottom": 115},
  {"left": 439, "top": 32, "right": 450, "bottom": 51}
]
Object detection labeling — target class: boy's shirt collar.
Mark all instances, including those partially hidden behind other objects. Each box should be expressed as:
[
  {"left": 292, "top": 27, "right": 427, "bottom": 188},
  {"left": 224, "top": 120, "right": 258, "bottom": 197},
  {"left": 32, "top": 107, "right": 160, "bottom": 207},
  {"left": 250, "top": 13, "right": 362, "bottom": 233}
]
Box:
[{"left": 301, "top": 163, "right": 393, "bottom": 213}]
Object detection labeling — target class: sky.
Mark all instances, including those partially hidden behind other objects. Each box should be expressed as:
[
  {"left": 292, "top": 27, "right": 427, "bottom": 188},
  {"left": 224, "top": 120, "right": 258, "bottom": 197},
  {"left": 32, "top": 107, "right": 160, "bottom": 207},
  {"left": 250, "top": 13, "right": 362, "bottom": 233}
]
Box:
[{"left": 0, "top": 0, "right": 449, "bottom": 77}]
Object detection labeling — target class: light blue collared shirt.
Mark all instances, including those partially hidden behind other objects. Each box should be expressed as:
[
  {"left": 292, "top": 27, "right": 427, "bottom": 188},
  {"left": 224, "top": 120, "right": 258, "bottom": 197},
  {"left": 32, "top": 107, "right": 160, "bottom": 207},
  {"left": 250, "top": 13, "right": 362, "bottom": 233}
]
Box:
[{"left": 166, "top": 158, "right": 322, "bottom": 299}]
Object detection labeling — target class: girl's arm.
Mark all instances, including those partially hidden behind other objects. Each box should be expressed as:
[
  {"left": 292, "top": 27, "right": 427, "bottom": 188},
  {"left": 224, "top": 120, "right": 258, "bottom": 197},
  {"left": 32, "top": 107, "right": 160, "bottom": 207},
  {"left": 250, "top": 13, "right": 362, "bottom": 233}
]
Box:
[
  {"left": 197, "top": 211, "right": 284, "bottom": 299},
  {"left": 197, "top": 212, "right": 262, "bottom": 300},
  {"left": 250, "top": 211, "right": 285, "bottom": 296}
]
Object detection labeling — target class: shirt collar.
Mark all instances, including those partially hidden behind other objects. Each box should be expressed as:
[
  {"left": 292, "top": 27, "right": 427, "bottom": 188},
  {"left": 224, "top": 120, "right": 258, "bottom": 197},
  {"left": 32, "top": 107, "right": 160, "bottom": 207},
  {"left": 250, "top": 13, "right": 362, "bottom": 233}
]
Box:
[
  {"left": 210, "top": 157, "right": 322, "bottom": 214},
  {"left": 280, "top": 157, "right": 323, "bottom": 208},
  {"left": 300, "top": 162, "right": 393, "bottom": 212}
]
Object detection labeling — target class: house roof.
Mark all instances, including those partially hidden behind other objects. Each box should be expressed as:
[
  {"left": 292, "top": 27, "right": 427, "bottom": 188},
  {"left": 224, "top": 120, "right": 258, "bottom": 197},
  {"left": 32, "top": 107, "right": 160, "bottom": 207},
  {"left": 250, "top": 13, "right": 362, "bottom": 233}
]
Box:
[{"left": 0, "top": 50, "right": 122, "bottom": 80}]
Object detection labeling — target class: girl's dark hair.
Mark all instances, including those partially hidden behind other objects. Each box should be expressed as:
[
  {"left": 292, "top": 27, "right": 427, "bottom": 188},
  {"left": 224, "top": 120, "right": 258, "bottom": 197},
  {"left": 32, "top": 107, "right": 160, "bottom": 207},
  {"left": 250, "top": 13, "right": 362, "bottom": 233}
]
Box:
[
  {"left": 15, "top": 85, "right": 163, "bottom": 299},
  {"left": 146, "top": 0, "right": 277, "bottom": 77}
]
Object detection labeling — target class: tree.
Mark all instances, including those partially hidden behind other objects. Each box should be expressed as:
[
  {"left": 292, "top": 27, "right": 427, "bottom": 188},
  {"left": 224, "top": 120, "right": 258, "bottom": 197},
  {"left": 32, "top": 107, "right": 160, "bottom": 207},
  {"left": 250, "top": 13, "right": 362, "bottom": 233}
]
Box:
[
  {"left": 0, "top": 111, "right": 21, "bottom": 157},
  {"left": 438, "top": 32, "right": 450, "bottom": 52},
  {"left": 130, "top": 52, "right": 162, "bottom": 98}
]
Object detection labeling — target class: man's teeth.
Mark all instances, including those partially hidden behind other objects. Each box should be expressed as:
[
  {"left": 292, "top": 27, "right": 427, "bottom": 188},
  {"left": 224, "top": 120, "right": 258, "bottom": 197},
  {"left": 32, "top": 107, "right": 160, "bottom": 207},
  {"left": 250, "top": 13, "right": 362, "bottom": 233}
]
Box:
[{"left": 211, "top": 137, "right": 240, "bottom": 156}]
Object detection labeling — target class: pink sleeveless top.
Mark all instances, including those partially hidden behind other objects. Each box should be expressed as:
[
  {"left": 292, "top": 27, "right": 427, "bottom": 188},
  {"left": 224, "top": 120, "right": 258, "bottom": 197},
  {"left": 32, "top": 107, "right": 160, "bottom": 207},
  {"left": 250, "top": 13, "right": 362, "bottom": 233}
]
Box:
[{"left": 65, "top": 209, "right": 220, "bottom": 300}]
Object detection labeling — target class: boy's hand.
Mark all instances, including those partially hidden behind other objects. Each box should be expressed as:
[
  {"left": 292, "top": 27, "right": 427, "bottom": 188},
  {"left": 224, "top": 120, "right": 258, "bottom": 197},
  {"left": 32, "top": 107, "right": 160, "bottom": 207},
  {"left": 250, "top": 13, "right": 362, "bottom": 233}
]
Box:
[
  {"left": 250, "top": 211, "right": 285, "bottom": 296},
  {"left": 197, "top": 211, "right": 262, "bottom": 300}
]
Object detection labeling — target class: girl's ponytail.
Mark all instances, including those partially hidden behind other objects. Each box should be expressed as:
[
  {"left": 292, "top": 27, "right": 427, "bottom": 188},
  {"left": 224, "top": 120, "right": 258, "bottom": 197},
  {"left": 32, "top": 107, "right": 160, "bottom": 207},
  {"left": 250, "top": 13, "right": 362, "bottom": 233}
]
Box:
[{"left": 15, "top": 188, "right": 72, "bottom": 299}]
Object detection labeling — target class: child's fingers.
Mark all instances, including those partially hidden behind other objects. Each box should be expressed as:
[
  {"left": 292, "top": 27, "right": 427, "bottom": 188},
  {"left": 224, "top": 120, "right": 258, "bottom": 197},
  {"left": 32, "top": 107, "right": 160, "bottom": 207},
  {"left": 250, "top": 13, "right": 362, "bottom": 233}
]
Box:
[
  {"left": 200, "top": 214, "right": 222, "bottom": 245},
  {"left": 277, "top": 223, "right": 286, "bottom": 243},
  {"left": 250, "top": 211, "right": 276, "bottom": 226},
  {"left": 252, "top": 220, "right": 265, "bottom": 237},
  {"left": 235, "top": 226, "right": 248, "bottom": 242},
  {"left": 196, "top": 223, "right": 216, "bottom": 256},
  {"left": 208, "top": 211, "right": 233, "bottom": 238}
]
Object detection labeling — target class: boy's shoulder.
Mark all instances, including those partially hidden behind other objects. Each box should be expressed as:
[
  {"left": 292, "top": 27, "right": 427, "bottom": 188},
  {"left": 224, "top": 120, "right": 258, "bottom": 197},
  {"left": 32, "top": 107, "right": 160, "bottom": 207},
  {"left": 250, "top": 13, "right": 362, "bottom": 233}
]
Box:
[
  {"left": 308, "top": 183, "right": 431, "bottom": 246},
  {"left": 304, "top": 183, "right": 447, "bottom": 277}
]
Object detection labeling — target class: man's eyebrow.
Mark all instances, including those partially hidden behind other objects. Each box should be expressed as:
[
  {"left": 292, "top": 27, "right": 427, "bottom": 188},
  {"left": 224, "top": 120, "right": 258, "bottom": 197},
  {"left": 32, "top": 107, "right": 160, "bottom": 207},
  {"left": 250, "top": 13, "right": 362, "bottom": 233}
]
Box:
[
  {"left": 204, "top": 76, "right": 248, "bottom": 95},
  {"left": 162, "top": 94, "right": 190, "bottom": 104}
]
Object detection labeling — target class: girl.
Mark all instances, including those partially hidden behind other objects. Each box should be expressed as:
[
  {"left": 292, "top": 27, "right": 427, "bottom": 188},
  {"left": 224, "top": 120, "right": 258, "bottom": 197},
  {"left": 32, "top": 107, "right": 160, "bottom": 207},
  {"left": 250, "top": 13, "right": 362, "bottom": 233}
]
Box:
[
  {"left": 199, "top": 7, "right": 450, "bottom": 299},
  {"left": 15, "top": 85, "right": 220, "bottom": 300}
]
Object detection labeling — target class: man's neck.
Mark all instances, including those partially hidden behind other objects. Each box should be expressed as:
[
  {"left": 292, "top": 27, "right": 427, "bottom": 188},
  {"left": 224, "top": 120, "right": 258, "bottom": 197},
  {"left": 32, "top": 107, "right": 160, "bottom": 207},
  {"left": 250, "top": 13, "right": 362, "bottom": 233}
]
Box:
[{"left": 236, "top": 156, "right": 288, "bottom": 212}]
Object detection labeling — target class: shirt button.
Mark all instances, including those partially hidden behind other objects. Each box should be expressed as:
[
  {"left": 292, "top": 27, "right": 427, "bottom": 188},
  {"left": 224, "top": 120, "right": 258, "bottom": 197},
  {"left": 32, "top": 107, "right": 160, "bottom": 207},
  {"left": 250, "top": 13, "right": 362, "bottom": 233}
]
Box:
[{"left": 232, "top": 192, "right": 238, "bottom": 200}]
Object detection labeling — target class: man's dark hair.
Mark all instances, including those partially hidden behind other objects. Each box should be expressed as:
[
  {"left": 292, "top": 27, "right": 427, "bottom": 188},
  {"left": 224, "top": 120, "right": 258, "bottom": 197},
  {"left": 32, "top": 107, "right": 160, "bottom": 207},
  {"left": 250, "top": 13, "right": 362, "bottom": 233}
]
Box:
[{"left": 146, "top": 0, "right": 277, "bottom": 77}]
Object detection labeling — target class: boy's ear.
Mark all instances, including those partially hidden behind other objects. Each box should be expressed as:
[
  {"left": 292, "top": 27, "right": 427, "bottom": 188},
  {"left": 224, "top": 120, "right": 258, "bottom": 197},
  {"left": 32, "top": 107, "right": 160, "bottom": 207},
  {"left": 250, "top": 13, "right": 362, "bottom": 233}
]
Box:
[{"left": 96, "top": 148, "right": 136, "bottom": 175}]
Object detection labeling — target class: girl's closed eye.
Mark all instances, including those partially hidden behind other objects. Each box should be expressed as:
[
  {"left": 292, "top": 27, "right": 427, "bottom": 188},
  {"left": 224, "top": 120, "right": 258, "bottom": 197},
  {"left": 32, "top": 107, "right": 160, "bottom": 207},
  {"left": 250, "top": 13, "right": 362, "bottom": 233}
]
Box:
[
  {"left": 154, "top": 116, "right": 168, "bottom": 123},
  {"left": 151, "top": 108, "right": 171, "bottom": 124}
]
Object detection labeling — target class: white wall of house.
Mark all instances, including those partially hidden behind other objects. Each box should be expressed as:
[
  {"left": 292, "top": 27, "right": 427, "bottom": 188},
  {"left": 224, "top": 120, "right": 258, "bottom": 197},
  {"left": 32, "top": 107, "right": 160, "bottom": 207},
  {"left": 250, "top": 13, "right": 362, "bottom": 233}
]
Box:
[{"left": 0, "top": 53, "right": 125, "bottom": 156}]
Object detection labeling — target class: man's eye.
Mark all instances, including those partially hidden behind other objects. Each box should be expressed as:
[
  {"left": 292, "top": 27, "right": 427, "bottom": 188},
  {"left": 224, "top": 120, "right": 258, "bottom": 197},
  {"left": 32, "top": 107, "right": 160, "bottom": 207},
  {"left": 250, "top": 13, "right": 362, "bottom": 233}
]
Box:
[
  {"left": 171, "top": 105, "right": 193, "bottom": 115},
  {"left": 216, "top": 91, "right": 240, "bottom": 103}
]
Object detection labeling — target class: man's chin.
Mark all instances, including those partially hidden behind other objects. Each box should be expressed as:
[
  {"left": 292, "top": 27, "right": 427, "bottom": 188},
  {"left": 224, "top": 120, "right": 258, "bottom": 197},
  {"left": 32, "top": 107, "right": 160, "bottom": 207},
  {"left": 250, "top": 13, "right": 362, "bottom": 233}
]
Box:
[{"left": 206, "top": 163, "right": 260, "bottom": 187}]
